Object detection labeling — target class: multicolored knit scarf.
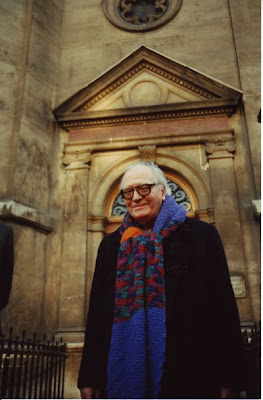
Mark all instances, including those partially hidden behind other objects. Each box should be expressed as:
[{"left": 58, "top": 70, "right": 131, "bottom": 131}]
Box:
[{"left": 106, "top": 196, "right": 187, "bottom": 399}]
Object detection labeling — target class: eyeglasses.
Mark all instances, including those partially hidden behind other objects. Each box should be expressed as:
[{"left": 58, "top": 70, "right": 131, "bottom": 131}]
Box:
[{"left": 120, "top": 183, "right": 157, "bottom": 200}]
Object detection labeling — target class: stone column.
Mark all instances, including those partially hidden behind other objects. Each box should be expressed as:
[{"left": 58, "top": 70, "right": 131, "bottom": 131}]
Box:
[
  {"left": 86, "top": 215, "right": 107, "bottom": 316},
  {"left": 56, "top": 148, "right": 91, "bottom": 343},
  {"left": 205, "top": 135, "right": 252, "bottom": 321}
]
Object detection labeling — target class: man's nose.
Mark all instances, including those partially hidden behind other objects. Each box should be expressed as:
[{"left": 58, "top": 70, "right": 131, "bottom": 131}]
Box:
[{"left": 132, "top": 189, "right": 143, "bottom": 200}]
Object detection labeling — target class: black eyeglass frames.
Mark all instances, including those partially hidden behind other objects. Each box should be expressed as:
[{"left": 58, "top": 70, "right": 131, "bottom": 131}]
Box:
[{"left": 120, "top": 183, "right": 157, "bottom": 200}]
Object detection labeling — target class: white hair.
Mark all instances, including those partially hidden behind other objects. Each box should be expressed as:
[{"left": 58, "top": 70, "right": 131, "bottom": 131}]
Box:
[{"left": 120, "top": 162, "right": 171, "bottom": 195}]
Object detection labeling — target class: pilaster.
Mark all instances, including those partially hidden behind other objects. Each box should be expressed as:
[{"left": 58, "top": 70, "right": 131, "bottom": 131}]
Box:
[
  {"left": 205, "top": 136, "right": 252, "bottom": 320},
  {"left": 56, "top": 149, "right": 91, "bottom": 343},
  {"left": 85, "top": 215, "right": 107, "bottom": 316}
]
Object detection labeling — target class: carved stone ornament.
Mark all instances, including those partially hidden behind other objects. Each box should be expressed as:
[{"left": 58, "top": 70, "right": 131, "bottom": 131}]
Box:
[
  {"left": 103, "top": 0, "right": 182, "bottom": 32},
  {"left": 138, "top": 145, "right": 156, "bottom": 162},
  {"left": 63, "top": 148, "right": 92, "bottom": 169},
  {"left": 205, "top": 138, "right": 236, "bottom": 158}
]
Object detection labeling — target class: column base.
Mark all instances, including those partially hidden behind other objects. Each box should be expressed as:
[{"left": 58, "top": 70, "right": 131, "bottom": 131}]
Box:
[{"left": 55, "top": 326, "right": 85, "bottom": 344}]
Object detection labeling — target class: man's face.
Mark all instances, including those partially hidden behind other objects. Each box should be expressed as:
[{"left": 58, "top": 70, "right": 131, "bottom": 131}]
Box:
[{"left": 121, "top": 165, "right": 166, "bottom": 229}]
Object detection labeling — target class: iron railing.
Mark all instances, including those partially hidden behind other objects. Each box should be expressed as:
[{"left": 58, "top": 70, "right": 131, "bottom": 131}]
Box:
[
  {"left": 241, "top": 322, "right": 261, "bottom": 399},
  {"left": 0, "top": 328, "right": 67, "bottom": 399},
  {"left": 0, "top": 324, "right": 260, "bottom": 399}
]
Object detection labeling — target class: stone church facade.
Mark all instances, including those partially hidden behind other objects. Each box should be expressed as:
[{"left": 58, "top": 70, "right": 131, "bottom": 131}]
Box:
[{"left": 0, "top": 1, "right": 260, "bottom": 397}]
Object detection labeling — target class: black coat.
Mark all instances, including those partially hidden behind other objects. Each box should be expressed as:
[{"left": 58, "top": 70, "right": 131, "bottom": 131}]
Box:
[
  {"left": 0, "top": 222, "right": 14, "bottom": 311},
  {"left": 78, "top": 218, "right": 243, "bottom": 398}
]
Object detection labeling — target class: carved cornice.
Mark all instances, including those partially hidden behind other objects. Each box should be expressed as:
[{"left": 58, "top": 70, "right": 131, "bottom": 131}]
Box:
[{"left": 57, "top": 100, "right": 238, "bottom": 131}]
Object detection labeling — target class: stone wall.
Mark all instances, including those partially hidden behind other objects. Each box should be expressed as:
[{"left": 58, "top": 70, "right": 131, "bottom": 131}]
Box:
[
  {"left": 0, "top": 0, "right": 65, "bottom": 336},
  {"left": 228, "top": 0, "right": 261, "bottom": 196}
]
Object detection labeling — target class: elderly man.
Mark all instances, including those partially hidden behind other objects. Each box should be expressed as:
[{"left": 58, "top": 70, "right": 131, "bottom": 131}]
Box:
[{"left": 78, "top": 163, "right": 242, "bottom": 399}]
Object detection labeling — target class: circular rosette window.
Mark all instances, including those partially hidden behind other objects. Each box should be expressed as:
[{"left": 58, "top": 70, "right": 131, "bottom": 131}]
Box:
[{"left": 103, "top": 0, "right": 182, "bottom": 32}]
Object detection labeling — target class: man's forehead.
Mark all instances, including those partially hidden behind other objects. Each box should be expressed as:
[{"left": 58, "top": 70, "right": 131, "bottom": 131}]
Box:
[{"left": 123, "top": 166, "right": 153, "bottom": 185}]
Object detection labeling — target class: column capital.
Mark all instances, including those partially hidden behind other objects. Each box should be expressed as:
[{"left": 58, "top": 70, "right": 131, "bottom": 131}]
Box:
[
  {"left": 87, "top": 215, "right": 108, "bottom": 233},
  {"left": 63, "top": 146, "right": 92, "bottom": 170},
  {"left": 205, "top": 137, "right": 236, "bottom": 159}
]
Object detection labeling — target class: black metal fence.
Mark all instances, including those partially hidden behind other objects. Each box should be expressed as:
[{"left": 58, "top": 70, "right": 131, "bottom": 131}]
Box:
[
  {"left": 241, "top": 322, "right": 261, "bottom": 399},
  {"left": 0, "top": 328, "right": 67, "bottom": 399},
  {"left": 0, "top": 324, "right": 260, "bottom": 399}
]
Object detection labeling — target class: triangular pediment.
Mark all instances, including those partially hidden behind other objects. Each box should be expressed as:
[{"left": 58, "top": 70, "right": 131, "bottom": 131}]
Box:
[{"left": 54, "top": 46, "right": 242, "bottom": 130}]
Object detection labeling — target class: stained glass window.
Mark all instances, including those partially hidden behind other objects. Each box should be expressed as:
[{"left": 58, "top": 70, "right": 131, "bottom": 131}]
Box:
[
  {"left": 103, "top": 0, "right": 182, "bottom": 32},
  {"left": 118, "top": 0, "right": 168, "bottom": 25}
]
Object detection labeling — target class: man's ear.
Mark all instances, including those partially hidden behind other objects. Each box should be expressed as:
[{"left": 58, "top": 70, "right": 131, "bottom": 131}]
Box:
[{"left": 161, "top": 185, "right": 166, "bottom": 201}]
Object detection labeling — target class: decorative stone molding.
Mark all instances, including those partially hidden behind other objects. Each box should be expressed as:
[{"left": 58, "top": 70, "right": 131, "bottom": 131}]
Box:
[
  {"left": 62, "top": 129, "right": 237, "bottom": 160},
  {"left": 205, "top": 137, "right": 236, "bottom": 159},
  {"left": 87, "top": 215, "right": 108, "bottom": 233},
  {"left": 63, "top": 148, "right": 92, "bottom": 170},
  {"left": 103, "top": 0, "right": 182, "bottom": 32},
  {"left": 138, "top": 145, "right": 156, "bottom": 162},
  {"left": 0, "top": 200, "right": 53, "bottom": 233},
  {"left": 195, "top": 208, "right": 215, "bottom": 224},
  {"left": 60, "top": 105, "right": 237, "bottom": 130}
]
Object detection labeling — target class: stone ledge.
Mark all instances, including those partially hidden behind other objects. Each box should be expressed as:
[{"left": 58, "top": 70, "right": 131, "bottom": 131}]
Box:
[
  {"left": 66, "top": 343, "right": 84, "bottom": 353},
  {"left": 55, "top": 327, "right": 85, "bottom": 345},
  {"left": 252, "top": 199, "right": 261, "bottom": 219},
  {"left": 0, "top": 200, "right": 53, "bottom": 233}
]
